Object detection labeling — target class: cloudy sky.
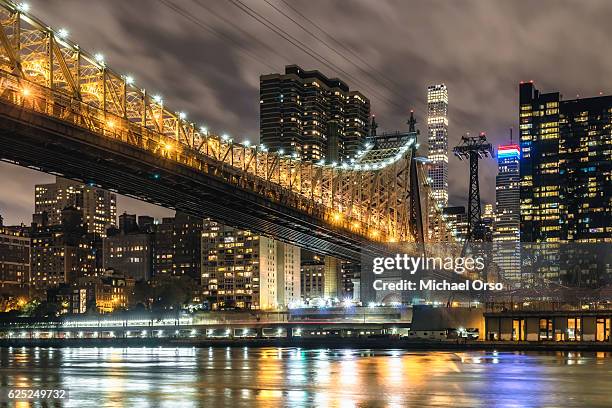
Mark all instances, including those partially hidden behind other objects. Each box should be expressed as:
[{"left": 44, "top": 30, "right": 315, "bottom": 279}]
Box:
[{"left": 1, "top": 0, "right": 611, "bottom": 225}]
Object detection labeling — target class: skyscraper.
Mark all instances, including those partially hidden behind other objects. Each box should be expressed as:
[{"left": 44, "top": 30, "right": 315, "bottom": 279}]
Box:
[
  {"left": 427, "top": 84, "right": 449, "bottom": 207},
  {"left": 519, "top": 83, "right": 611, "bottom": 243},
  {"left": 493, "top": 144, "right": 521, "bottom": 281},
  {"left": 34, "top": 177, "right": 116, "bottom": 237},
  {"left": 519, "top": 82, "right": 611, "bottom": 285},
  {"left": 260, "top": 65, "right": 370, "bottom": 162}
]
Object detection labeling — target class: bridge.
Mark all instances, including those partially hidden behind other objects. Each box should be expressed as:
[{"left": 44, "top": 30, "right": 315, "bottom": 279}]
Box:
[{"left": 0, "top": 0, "right": 450, "bottom": 262}]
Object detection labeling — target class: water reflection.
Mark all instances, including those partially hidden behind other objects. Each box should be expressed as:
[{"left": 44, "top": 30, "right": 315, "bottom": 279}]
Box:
[{"left": 0, "top": 347, "right": 611, "bottom": 407}]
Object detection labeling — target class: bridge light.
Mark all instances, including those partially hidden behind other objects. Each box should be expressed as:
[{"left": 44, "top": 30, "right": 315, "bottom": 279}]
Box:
[
  {"left": 124, "top": 75, "right": 134, "bottom": 85},
  {"left": 164, "top": 143, "right": 173, "bottom": 151},
  {"left": 199, "top": 126, "right": 208, "bottom": 134},
  {"left": 352, "top": 221, "right": 361, "bottom": 229},
  {"left": 178, "top": 111, "right": 186, "bottom": 120},
  {"left": 278, "top": 148, "right": 285, "bottom": 155},
  {"left": 370, "top": 229, "right": 379, "bottom": 238},
  {"left": 106, "top": 119, "right": 115, "bottom": 129},
  {"left": 221, "top": 134, "right": 230, "bottom": 141},
  {"left": 21, "top": 87, "right": 31, "bottom": 97},
  {"left": 94, "top": 53, "right": 105, "bottom": 63},
  {"left": 333, "top": 212, "right": 342, "bottom": 223},
  {"left": 57, "top": 28, "right": 69, "bottom": 39},
  {"left": 243, "top": 140, "right": 251, "bottom": 147},
  {"left": 152, "top": 94, "right": 163, "bottom": 104},
  {"left": 16, "top": 3, "right": 29, "bottom": 12}
]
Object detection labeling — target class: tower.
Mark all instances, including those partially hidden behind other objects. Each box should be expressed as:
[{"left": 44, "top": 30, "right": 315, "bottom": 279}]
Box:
[
  {"left": 453, "top": 133, "right": 493, "bottom": 241},
  {"left": 427, "top": 84, "right": 449, "bottom": 207}
]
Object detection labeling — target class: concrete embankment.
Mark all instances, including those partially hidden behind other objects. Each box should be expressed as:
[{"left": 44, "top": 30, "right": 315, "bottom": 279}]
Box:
[{"left": 2, "top": 338, "right": 612, "bottom": 351}]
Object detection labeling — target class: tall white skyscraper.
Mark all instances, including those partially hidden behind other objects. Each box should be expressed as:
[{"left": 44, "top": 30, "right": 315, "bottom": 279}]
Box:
[{"left": 427, "top": 84, "right": 449, "bottom": 207}]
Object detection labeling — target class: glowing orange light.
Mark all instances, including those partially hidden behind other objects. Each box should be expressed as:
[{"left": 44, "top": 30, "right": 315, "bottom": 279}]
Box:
[
  {"left": 333, "top": 212, "right": 342, "bottom": 222},
  {"left": 21, "top": 87, "right": 31, "bottom": 97},
  {"left": 106, "top": 119, "right": 115, "bottom": 128},
  {"left": 164, "top": 143, "right": 173, "bottom": 151},
  {"left": 352, "top": 221, "right": 361, "bottom": 229}
]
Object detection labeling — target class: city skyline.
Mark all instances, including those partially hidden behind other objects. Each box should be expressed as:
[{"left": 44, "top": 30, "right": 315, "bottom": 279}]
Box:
[{"left": 2, "top": 0, "right": 612, "bottom": 224}]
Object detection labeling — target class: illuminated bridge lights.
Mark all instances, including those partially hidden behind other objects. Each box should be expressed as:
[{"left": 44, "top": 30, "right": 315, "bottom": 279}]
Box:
[{"left": 0, "top": 0, "right": 454, "bottom": 248}]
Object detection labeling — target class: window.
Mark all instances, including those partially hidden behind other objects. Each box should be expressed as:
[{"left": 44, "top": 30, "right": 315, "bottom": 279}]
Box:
[
  {"left": 512, "top": 319, "right": 525, "bottom": 341},
  {"left": 567, "top": 318, "right": 581, "bottom": 341},
  {"left": 539, "top": 318, "right": 553, "bottom": 340},
  {"left": 596, "top": 318, "right": 610, "bottom": 342}
]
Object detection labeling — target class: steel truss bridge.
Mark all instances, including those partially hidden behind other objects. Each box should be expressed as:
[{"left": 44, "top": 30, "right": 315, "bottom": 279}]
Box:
[{"left": 0, "top": 1, "right": 451, "bottom": 262}]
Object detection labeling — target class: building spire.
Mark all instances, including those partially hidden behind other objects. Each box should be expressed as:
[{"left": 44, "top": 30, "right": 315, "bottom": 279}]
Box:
[
  {"left": 370, "top": 115, "right": 378, "bottom": 137},
  {"left": 407, "top": 110, "right": 417, "bottom": 133}
]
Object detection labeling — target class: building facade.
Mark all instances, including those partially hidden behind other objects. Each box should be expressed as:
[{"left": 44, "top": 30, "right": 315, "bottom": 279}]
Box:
[
  {"left": 519, "top": 82, "right": 611, "bottom": 285},
  {"left": 201, "top": 221, "right": 300, "bottom": 310},
  {"left": 493, "top": 144, "right": 521, "bottom": 282},
  {"left": 103, "top": 231, "right": 152, "bottom": 282},
  {"left": 427, "top": 84, "right": 449, "bottom": 207},
  {"left": 0, "top": 225, "right": 30, "bottom": 297},
  {"left": 260, "top": 65, "right": 370, "bottom": 162},
  {"left": 34, "top": 177, "right": 116, "bottom": 237},
  {"left": 30, "top": 208, "right": 102, "bottom": 292}
]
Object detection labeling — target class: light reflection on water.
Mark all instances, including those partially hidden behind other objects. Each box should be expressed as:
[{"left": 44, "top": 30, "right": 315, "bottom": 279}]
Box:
[{"left": 1, "top": 347, "right": 611, "bottom": 407}]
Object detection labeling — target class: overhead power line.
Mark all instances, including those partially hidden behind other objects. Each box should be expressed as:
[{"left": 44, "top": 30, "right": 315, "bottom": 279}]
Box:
[
  {"left": 264, "top": 0, "right": 410, "bottom": 105},
  {"left": 225, "top": 0, "right": 404, "bottom": 110},
  {"left": 158, "top": 0, "right": 277, "bottom": 71}
]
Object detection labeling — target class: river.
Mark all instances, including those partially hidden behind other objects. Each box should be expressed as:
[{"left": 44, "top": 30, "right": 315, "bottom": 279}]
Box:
[{"left": 0, "top": 347, "right": 611, "bottom": 407}]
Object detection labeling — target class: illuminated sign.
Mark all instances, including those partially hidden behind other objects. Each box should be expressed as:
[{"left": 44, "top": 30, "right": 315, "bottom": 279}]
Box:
[{"left": 498, "top": 144, "right": 520, "bottom": 159}]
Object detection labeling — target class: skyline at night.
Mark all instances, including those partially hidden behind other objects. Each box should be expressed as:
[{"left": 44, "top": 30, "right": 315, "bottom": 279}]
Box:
[{"left": 2, "top": 0, "right": 612, "bottom": 224}]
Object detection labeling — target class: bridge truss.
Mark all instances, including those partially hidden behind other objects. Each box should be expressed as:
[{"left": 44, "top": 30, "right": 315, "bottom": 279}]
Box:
[{"left": 0, "top": 0, "right": 451, "bottom": 251}]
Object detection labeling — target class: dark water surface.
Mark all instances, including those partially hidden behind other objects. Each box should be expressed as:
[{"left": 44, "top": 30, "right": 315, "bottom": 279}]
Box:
[{"left": 1, "top": 347, "right": 611, "bottom": 407}]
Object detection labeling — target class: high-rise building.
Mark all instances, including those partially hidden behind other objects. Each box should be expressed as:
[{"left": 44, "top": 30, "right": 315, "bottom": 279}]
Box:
[
  {"left": 0, "top": 225, "right": 30, "bottom": 298},
  {"left": 442, "top": 206, "right": 469, "bottom": 242},
  {"left": 173, "top": 212, "right": 203, "bottom": 281},
  {"left": 30, "top": 208, "right": 102, "bottom": 292},
  {"left": 493, "top": 144, "right": 521, "bottom": 281},
  {"left": 34, "top": 177, "right": 116, "bottom": 237},
  {"left": 103, "top": 214, "right": 153, "bottom": 282},
  {"left": 201, "top": 220, "right": 300, "bottom": 310},
  {"left": 427, "top": 84, "right": 449, "bottom": 207},
  {"left": 152, "top": 217, "right": 174, "bottom": 277},
  {"left": 519, "top": 82, "right": 611, "bottom": 284},
  {"left": 260, "top": 65, "right": 370, "bottom": 162}
]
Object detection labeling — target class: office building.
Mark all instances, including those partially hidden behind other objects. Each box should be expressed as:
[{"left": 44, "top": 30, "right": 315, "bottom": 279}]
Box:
[
  {"left": 427, "top": 84, "right": 449, "bottom": 207},
  {"left": 260, "top": 65, "right": 370, "bottom": 162},
  {"left": 493, "top": 144, "right": 521, "bottom": 282},
  {"left": 519, "top": 82, "right": 611, "bottom": 284},
  {"left": 201, "top": 220, "right": 300, "bottom": 310},
  {"left": 34, "top": 177, "right": 116, "bottom": 237}
]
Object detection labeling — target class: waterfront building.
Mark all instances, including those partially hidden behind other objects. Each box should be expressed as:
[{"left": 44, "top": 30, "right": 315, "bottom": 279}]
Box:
[
  {"left": 519, "top": 82, "right": 612, "bottom": 285},
  {"left": 0, "top": 225, "right": 30, "bottom": 298},
  {"left": 427, "top": 84, "right": 449, "bottom": 207},
  {"left": 34, "top": 177, "right": 116, "bottom": 237},
  {"left": 260, "top": 64, "right": 370, "bottom": 162},
  {"left": 172, "top": 212, "right": 203, "bottom": 281},
  {"left": 30, "top": 208, "right": 102, "bottom": 292},
  {"left": 103, "top": 213, "right": 153, "bottom": 282},
  {"left": 493, "top": 144, "right": 521, "bottom": 282},
  {"left": 201, "top": 220, "right": 300, "bottom": 310},
  {"left": 152, "top": 217, "right": 174, "bottom": 277}
]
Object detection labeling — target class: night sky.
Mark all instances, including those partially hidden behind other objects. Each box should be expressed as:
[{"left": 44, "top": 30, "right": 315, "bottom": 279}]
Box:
[{"left": 2, "top": 0, "right": 611, "bottom": 225}]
